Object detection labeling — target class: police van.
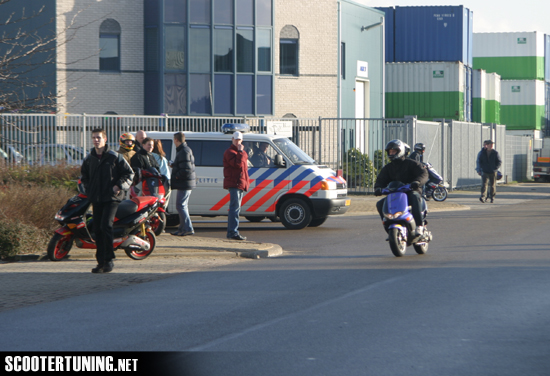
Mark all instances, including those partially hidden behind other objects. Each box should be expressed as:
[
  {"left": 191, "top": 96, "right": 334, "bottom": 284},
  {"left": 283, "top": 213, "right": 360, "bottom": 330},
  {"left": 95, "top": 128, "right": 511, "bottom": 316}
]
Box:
[{"left": 147, "top": 124, "right": 350, "bottom": 229}]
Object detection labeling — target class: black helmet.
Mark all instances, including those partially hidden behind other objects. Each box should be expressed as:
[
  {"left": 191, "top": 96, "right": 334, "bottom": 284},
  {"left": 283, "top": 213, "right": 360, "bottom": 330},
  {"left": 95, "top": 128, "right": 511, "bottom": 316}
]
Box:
[
  {"left": 414, "top": 143, "right": 426, "bottom": 153},
  {"left": 385, "top": 139, "right": 407, "bottom": 161}
]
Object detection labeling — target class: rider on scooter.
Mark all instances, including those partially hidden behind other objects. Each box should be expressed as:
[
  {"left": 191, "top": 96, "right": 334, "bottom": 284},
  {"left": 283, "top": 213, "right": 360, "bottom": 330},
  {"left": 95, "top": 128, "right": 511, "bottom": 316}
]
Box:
[{"left": 374, "top": 139, "right": 429, "bottom": 238}]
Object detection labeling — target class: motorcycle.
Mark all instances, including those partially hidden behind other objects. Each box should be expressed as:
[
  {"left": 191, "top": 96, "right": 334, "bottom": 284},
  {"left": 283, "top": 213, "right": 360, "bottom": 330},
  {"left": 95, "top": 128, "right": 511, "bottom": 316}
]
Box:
[
  {"left": 381, "top": 182, "right": 433, "bottom": 257},
  {"left": 130, "top": 167, "right": 170, "bottom": 236},
  {"left": 47, "top": 185, "right": 160, "bottom": 261},
  {"left": 424, "top": 162, "right": 448, "bottom": 202}
]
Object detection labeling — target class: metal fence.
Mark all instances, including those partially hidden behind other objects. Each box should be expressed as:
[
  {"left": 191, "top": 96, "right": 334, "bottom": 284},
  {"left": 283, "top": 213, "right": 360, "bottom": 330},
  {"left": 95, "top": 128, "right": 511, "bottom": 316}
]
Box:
[{"left": 0, "top": 113, "right": 534, "bottom": 192}]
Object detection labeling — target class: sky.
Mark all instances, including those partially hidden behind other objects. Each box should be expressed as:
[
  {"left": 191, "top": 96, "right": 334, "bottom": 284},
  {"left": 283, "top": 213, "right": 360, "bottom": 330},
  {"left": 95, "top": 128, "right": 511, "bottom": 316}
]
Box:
[{"left": 362, "top": 0, "right": 550, "bottom": 34}]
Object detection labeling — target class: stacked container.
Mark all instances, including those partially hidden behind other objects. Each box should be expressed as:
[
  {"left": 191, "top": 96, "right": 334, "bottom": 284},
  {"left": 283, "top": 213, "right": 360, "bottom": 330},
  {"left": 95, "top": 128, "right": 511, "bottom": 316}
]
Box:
[
  {"left": 386, "top": 62, "right": 469, "bottom": 121},
  {"left": 472, "top": 70, "right": 501, "bottom": 124},
  {"left": 378, "top": 5, "right": 473, "bottom": 121},
  {"left": 474, "top": 32, "right": 547, "bottom": 131}
]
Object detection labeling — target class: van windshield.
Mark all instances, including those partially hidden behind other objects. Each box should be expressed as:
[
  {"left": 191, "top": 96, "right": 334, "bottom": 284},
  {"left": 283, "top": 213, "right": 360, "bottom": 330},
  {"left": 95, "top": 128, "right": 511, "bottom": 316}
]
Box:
[{"left": 273, "top": 138, "right": 315, "bottom": 165}]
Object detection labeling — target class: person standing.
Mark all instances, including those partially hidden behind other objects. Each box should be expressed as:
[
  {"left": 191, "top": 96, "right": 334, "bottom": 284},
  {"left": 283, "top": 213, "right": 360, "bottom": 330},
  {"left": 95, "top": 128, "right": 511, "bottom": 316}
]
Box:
[
  {"left": 223, "top": 131, "right": 250, "bottom": 240},
  {"left": 134, "top": 130, "right": 147, "bottom": 153},
  {"left": 81, "top": 128, "right": 134, "bottom": 273},
  {"left": 117, "top": 133, "right": 136, "bottom": 164},
  {"left": 476, "top": 140, "right": 502, "bottom": 203},
  {"left": 130, "top": 137, "right": 160, "bottom": 195},
  {"left": 171, "top": 132, "right": 196, "bottom": 236},
  {"left": 152, "top": 139, "right": 171, "bottom": 184}
]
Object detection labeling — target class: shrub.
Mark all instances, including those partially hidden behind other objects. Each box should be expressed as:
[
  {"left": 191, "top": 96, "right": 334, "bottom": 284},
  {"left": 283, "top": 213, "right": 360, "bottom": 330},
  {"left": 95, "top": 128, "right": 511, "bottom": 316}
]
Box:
[
  {"left": 0, "top": 164, "right": 80, "bottom": 190},
  {"left": 343, "top": 148, "right": 377, "bottom": 188},
  {"left": 0, "top": 219, "right": 50, "bottom": 259}
]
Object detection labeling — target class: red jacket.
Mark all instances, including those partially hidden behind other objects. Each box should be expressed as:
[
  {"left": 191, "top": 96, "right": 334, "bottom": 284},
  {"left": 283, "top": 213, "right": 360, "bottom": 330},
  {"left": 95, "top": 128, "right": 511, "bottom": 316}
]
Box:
[{"left": 223, "top": 143, "right": 250, "bottom": 191}]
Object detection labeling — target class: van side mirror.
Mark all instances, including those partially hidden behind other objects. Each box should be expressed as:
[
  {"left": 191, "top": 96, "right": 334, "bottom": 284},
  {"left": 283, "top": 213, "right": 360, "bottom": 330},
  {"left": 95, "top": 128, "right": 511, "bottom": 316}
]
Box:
[{"left": 275, "top": 154, "right": 286, "bottom": 168}]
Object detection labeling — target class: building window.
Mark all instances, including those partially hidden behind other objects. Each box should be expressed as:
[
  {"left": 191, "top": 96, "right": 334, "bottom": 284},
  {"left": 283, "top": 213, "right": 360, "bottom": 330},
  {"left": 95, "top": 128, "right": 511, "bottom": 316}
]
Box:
[
  {"left": 257, "top": 29, "right": 271, "bottom": 72},
  {"left": 237, "top": 28, "right": 254, "bottom": 73},
  {"left": 341, "top": 42, "right": 345, "bottom": 79},
  {"left": 189, "top": 26, "right": 211, "bottom": 73},
  {"left": 214, "top": 27, "right": 233, "bottom": 72},
  {"left": 165, "top": 25, "right": 185, "bottom": 71},
  {"left": 279, "top": 25, "right": 299, "bottom": 76},
  {"left": 99, "top": 19, "right": 121, "bottom": 72},
  {"left": 280, "top": 39, "right": 298, "bottom": 75}
]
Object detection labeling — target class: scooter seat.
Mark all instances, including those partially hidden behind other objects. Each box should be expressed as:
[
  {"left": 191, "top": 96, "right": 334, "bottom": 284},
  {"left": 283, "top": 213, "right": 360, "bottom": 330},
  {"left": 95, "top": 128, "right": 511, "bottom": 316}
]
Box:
[{"left": 116, "top": 199, "right": 139, "bottom": 219}]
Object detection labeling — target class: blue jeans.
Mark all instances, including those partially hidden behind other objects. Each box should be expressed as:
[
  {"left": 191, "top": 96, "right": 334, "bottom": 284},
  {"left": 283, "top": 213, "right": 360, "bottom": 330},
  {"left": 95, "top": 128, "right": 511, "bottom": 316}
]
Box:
[
  {"left": 227, "top": 188, "right": 244, "bottom": 237},
  {"left": 176, "top": 189, "right": 193, "bottom": 233}
]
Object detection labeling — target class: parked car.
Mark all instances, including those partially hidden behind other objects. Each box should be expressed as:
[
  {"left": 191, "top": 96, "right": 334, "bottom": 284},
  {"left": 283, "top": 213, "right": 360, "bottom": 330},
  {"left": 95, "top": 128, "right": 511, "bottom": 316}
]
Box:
[
  {"left": 23, "top": 144, "right": 84, "bottom": 166},
  {"left": 0, "top": 144, "right": 25, "bottom": 164}
]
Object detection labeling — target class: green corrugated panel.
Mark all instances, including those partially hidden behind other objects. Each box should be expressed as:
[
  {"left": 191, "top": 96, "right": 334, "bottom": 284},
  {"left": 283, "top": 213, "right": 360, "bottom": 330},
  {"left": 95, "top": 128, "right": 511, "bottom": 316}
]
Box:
[
  {"left": 472, "top": 97, "right": 486, "bottom": 123},
  {"left": 500, "top": 104, "right": 544, "bottom": 130},
  {"left": 386, "top": 92, "right": 465, "bottom": 121},
  {"left": 485, "top": 100, "right": 500, "bottom": 124},
  {"left": 473, "top": 56, "right": 544, "bottom": 80}
]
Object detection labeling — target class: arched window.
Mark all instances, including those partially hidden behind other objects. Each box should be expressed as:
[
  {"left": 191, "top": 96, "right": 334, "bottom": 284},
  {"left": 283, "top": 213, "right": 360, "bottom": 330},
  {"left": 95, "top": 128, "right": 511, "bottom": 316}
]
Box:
[
  {"left": 279, "top": 25, "right": 299, "bottom": 75},
  {"left": 99, "top": 19, "right": 121, "bottom": 72}
]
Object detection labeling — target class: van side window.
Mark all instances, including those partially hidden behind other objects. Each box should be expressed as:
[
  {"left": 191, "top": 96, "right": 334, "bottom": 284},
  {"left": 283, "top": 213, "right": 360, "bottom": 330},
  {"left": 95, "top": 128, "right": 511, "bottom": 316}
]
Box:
[
  {"left": 200, "top": 141, "right": 231, "bottom": 166},
  {"left": 186, "top": 140, "right": 202, "bottom": 166}
]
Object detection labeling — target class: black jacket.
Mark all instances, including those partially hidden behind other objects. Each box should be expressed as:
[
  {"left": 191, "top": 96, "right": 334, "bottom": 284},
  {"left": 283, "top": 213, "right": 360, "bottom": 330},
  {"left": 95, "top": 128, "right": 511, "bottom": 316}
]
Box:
[
  {"left": 374, "top": 157, "right": 429, "bottom": 194},
  {"left": 409, "top": 151, "right": 423, "bottom": 164},
  {"left": 476, "top": 148, "right": 502, "bottom": 174},
  {"left": 80, "top": 146, "right": 134, "bottom": 203},
  {"left": 130, "top": 148, "right": 160, "bottom": 174},
  {"left": 171, "top": 142, "right": 196, "bottom": 190}
]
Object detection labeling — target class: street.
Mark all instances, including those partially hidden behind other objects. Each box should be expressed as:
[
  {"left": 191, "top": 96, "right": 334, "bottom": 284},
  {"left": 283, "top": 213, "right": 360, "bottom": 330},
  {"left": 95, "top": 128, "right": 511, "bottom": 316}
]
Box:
[{"left": 2, "top": 184, "right": 550, "bottom": 375}]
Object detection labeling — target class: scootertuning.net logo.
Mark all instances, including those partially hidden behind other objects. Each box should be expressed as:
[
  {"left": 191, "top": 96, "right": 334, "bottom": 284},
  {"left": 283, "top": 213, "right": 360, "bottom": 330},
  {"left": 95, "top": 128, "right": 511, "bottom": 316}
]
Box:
[{"left": 5, "top": 356, "right": 138, "bottom": 372}]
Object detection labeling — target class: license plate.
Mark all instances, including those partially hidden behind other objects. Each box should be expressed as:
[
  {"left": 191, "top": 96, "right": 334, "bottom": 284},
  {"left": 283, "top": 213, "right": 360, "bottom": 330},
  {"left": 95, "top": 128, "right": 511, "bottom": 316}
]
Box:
[{"left": 345, "top": 199, "right": 351, "bottom": 206}]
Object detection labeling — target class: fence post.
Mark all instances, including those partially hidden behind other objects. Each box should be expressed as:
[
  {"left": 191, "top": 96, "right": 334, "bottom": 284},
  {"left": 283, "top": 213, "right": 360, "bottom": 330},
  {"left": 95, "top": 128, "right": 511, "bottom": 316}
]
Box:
[{"left": 82, "top": 113, "right": 87, "bottom": 153}]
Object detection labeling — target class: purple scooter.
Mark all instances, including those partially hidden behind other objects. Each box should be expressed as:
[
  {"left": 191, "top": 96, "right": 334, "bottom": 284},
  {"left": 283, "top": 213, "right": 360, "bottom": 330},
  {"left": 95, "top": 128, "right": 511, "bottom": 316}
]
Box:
[{"left": 381, "top": 181, "right": 433, "bottom": 257}]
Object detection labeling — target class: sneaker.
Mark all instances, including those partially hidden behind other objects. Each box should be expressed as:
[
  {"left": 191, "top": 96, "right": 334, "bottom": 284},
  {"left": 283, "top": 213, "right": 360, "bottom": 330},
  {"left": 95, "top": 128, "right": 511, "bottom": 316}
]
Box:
[
  {"left": 490, "top": 198, "right": 494, "bottom": 203},
  {"left": 228, "top": 234, "right": 247, "bottom": 241},
  {"left": 479, "top": 197, "right": 485, "bottom": 203},
  {"left": 183, "top": 231, "right": 195, "bottom": 236}
]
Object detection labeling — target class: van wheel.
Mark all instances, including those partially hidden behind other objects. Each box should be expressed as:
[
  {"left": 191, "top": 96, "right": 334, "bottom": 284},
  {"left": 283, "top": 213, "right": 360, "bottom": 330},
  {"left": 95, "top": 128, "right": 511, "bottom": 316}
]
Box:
[
  {"left": 280, "top": 198, "right": 311, "bottom": 230},
  {"left": 308, "top": 217, "right": 327, "bottom": 227}
]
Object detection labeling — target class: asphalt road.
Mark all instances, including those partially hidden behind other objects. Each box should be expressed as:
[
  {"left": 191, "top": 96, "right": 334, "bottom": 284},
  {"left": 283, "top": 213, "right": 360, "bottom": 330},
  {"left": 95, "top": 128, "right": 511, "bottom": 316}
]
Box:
[{"left": 2, "top": 185, "right": 550, "bottom": 376}]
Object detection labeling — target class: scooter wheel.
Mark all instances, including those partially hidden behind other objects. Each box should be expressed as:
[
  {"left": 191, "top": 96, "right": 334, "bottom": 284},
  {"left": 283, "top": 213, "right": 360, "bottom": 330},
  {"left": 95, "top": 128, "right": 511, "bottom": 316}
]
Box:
[
  {"left": 47, "top": 233, "right": 74, "bottom": 261},
  {"left": 150, "top": 212, "right": 167, "bottom": 236},
  {"left": 125, "top": 229, "right": 156, "bottom": 260},
  {"left": 413, "top": 241, "right": 429, "bottom": 255},
  {"left": 432, "top": 186, "right": 448, "bottom": 202},
  {"left": 388, "top": 228, "right": 406, "bottom": 257}
]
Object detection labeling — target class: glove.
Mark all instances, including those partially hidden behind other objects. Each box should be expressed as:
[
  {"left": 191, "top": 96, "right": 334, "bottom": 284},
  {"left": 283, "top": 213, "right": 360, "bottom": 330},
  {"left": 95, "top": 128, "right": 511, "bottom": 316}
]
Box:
[
  {"left": 374, "top": 188, "right": 382, "bottom": 196},
  {"left": 410, "top": 181, "right": 420, "bottom": 190}
]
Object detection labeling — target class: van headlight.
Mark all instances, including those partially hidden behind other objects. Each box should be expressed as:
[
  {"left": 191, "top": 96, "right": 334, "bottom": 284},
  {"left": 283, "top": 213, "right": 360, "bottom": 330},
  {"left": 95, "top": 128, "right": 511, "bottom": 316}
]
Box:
[{"left": 321, "top": 180, "right": 336, "bottom": 190}]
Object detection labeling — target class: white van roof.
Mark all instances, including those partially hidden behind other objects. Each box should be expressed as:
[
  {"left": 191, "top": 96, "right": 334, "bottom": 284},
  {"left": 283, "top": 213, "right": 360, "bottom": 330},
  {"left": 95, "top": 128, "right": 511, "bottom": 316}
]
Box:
[{"left": 146, "top": 131, "right": 287, "bottom": 142}]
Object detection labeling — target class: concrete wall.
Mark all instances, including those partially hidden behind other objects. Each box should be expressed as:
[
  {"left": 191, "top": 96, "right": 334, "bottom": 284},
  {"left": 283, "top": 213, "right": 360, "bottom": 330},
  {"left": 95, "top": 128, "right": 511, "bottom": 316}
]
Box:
[
  {"left": 56, "top": 0, "right": 144, "bottom": 114},
  {"left": 274, "top": 0, "right": 339, "bottom": 118}
]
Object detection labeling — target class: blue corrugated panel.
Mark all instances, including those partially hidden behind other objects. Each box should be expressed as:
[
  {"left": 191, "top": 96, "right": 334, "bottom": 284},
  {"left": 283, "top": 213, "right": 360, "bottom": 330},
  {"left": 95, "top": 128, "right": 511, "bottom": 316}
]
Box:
[
  {"left": 394, "top": 6, "right": 473, "bottom": 67},
  {"left": 376, "top": 7, "right": 395, "bottom": 63}
]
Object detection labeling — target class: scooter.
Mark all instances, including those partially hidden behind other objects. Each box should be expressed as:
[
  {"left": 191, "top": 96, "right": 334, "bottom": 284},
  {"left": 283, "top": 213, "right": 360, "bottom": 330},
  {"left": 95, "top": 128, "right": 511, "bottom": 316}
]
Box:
[
  {"left": 424, "top": 162, "right": 448, "bottom": 202},
  {"left": 130, "top": 167, "right": 170, "bottom": 236},
  {"left": 47, "top": 184, "right": 160, "bottom": 261},
  {"left": 381, "top": 181, "right": 433, "bottom": 257}
]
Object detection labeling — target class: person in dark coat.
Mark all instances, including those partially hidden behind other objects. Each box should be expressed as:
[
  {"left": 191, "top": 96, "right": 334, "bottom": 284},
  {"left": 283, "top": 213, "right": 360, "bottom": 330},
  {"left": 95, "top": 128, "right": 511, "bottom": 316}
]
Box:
[
  {"left": 409, "top": 143, "right": 425, "bottom": 164},
  {"left": 134, "top": 130, "right": 147, "bottom": 153},
  {"left": 374, "top": 139, "right": 429, "bottom": 238},
  {"left": 171, "top": 132, "right": 196, "bottom": 236},
  {"left": 130, "top": 137, "right": 160, "bottom": 195},
  {"left": 476, "top": 139, "right": 502, "bottom": 203},
  {"left": 81, "top": 128, "right": 134, "bottom": 273},
  {"left": 223, "top": 131, "right": 250, "bottom": 240}
]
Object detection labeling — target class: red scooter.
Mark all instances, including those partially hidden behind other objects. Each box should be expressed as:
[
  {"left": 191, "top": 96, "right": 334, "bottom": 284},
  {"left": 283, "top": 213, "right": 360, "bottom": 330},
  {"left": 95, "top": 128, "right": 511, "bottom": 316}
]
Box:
[
  {"left": 47, "top": 183, "right": 160, "bottom": 261},
  {"left": 130, "top": 167, "right": 170, "bottom": 236}
]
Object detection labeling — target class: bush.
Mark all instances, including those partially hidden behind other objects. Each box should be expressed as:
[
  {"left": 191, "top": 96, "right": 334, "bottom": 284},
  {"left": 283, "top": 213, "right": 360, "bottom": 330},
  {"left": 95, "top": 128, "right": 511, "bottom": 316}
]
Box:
[
  {"left": 0, "top": 219, "right": 50, "bottom": 259},
  {"left": 0, "top": 164, "right": 79, "bottom": 257},
  {"left": 343, "top": 148, "right": 377, "bottom": 188}
]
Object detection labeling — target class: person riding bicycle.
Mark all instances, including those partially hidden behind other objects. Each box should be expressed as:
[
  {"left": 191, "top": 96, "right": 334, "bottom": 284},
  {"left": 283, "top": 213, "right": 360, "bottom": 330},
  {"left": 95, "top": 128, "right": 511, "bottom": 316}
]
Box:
[{"left": 375, "top": 139, "right": 429, "bottom": 238}]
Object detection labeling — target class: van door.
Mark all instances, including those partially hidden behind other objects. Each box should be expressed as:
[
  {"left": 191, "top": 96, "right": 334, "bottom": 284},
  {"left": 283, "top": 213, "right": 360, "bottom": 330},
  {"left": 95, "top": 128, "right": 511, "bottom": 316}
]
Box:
[
  {"left": 242, "top": 141, "right": 289, "bottom": 216},
  {"left": 186, "top": 140, "right": 231, "bottom": 215}
]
